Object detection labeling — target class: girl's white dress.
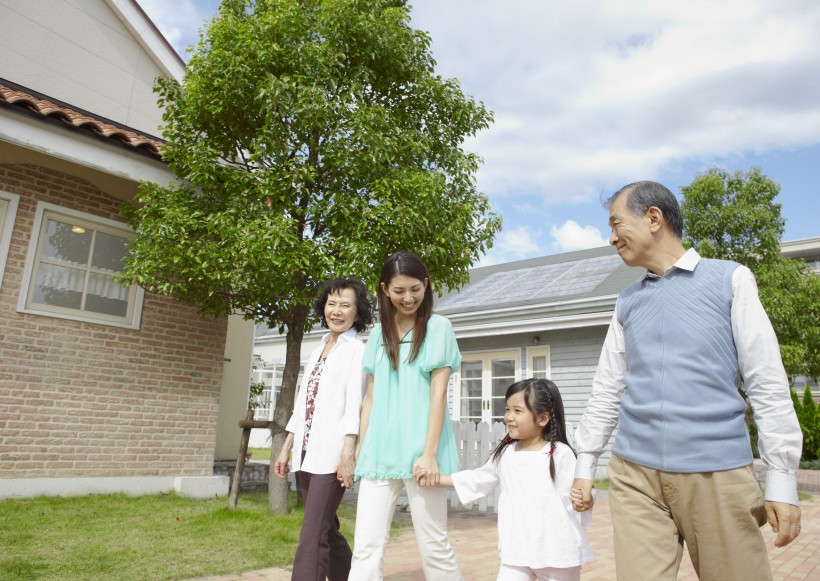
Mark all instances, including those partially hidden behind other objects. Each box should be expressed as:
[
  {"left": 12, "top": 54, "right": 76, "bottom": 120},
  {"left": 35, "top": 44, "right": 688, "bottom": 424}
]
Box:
[{"left": 451, "top": 441, "right": 594, "bottom": 569}]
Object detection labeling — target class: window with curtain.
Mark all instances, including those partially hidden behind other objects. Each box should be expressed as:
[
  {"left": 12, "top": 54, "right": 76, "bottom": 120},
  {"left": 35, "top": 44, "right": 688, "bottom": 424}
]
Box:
[
  {"left": 0, "top": 190, "right": 20, "bottom": 289},
  {"left": 527, "top": 346, "right": 551, "bottom": 380},
  {"left": 19, "top": 203, "right": 144, "bottom": 328}
]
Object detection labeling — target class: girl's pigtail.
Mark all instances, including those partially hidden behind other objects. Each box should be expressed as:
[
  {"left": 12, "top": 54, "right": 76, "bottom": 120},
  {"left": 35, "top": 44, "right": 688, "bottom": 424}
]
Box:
[
  {"left": 491, "top": 434, "right": 514, "bottom": 463},
  {"left": 545, "top": 386, "right": 557, "bottom": 481}
]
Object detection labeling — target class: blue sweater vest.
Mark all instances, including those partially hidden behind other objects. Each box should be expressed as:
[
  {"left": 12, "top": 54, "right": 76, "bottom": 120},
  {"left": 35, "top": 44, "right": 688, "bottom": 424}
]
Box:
[{"left": 612, "top": 258, "right": 753, "bottom": 473}]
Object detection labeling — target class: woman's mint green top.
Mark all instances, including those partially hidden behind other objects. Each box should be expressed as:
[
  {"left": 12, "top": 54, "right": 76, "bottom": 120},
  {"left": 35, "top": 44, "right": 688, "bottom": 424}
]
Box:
[{"left": 355, "top": 314, "right": 462, "bottom": 480}]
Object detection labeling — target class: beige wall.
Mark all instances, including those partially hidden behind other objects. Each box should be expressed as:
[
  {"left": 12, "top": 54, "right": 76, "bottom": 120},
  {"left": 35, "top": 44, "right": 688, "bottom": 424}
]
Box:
[
  {"left": 0, "top": 0, "right": 168, "bottom": 135},
  {"left": 0, "top": 163, "right": 228, "bottom": 479},
  {"left": 214, "top": 316, "right": 255, "bottom": 460}
]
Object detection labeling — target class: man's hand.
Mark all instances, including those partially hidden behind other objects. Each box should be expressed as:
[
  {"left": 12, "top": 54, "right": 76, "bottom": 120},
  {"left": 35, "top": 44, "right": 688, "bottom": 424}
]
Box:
[
  {"left": 571, "top": 478, "right": 594, "bottom": 512},
  {"left": 765, "top": 500, "right": 801, "bottom": 547}
]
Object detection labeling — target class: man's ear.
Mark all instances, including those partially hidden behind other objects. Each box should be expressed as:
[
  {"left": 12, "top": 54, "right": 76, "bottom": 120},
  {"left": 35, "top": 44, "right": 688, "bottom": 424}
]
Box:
[{"left": 647, "top": 206, "right": 664, "bottom": 233}]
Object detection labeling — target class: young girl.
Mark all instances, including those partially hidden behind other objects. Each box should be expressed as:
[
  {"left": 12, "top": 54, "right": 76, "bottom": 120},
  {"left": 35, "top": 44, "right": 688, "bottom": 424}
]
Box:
[
  {"left": 416, "top": 378, "right": 594, "bottom": 581},
  {"left": 350, "top": 251, "right": 464, "bottom": 580}
]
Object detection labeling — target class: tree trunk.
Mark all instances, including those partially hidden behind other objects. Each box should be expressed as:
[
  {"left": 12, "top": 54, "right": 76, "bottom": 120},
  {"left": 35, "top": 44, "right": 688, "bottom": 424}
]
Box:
[{"left": 268, "top": 303, "right": 309, "bottom": 513}]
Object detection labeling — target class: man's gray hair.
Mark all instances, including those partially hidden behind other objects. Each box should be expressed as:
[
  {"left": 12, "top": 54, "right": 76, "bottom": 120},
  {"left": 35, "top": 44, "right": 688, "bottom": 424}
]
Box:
[{"left": 605, "top": 181, "right": 683, "bottom": 239}]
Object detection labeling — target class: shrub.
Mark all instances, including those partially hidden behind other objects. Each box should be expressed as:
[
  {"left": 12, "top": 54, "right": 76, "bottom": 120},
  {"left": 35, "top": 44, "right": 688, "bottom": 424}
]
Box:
[{"left": 791, "top": 385, "right": 820, "bottom": 461}]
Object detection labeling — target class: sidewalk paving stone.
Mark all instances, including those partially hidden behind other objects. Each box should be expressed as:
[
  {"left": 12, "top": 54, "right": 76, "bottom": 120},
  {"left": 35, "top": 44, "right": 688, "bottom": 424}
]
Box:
[{"left": 182, "top": 488, "right": 820, "bottom": 580}]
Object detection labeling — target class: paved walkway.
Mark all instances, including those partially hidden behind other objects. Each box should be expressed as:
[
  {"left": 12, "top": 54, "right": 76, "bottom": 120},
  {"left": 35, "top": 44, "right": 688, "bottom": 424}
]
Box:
[{"left": 183, "top": 485, "right": 820, "bottom": 581}]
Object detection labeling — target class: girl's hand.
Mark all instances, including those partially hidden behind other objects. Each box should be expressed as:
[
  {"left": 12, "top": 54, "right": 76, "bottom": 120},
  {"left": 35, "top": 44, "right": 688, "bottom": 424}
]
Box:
[
  {"left": 570, "top": 483, "right": 593, "bottom": 511},
  {"left": 413, "top": 465, "right": 427, "bottom": 486},
  {"left": 335, "top": 454, "right": 355, "bottom": 489},
  {"left": 273, "top": 451, "right": 290, "bottom": 479},
  {"left": 412, "top": 454, "right": 439, "bottom": 487}
]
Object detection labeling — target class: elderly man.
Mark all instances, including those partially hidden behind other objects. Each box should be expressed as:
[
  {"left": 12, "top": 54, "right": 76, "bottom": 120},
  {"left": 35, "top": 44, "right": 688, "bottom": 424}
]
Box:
[{"left": 571, "top": 181, "right": 802, "bottom": 581}]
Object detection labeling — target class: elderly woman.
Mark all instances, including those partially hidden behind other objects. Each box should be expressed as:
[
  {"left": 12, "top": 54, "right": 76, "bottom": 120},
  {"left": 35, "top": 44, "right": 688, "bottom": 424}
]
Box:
[{"left": 274, "top": 278, "right": 373, "bottom": 581}]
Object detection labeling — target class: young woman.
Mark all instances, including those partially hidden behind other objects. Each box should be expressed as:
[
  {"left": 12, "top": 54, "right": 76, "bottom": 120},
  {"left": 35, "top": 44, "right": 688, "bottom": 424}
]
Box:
[
  {"left": 274, "top": 278, "right": 373, "bottom": 581},
  {"left": 349, "top": 251, "right": 463, "bottom": 580},
  {"left": 418, "top": 379, "right": 594, "bottom": 581}
]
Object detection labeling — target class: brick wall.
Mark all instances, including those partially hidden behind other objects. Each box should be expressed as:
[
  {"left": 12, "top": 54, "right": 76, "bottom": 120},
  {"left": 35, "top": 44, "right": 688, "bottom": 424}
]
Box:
[{"left": 0, "top": 164, "right": 228, "bottom": 478}]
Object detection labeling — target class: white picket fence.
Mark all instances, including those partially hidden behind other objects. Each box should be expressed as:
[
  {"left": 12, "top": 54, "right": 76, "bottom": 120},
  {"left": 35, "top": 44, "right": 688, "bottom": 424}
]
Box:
[
  {"left": 285, "top": 420, "right": 576, "bottom": 514},
  {"left": 448, "top": 420, "right": 508, "bottom": 512}
]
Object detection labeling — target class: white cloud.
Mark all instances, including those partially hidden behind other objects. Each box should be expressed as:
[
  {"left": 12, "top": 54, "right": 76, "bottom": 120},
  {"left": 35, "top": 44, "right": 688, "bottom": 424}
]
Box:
[
  {"left": 479, "top": 226, "right": 542, "bottom": 266},
  {"left": 137, "top": 0, "right": 218, "bottom": 55},
  {"left": 550, "top": 221, "right": 608, "bottom": 252},
  {"left": 411, "top": 0, "right": 820, "bottom": 205}
]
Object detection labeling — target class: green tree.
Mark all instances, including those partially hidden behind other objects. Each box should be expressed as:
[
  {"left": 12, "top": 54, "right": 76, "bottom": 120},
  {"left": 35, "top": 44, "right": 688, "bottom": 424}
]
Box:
[
  {"left": 756, "top": 259, "right": 820, "bottom": 380},
  {"left": 790, "top": 386, "right": 820, "bottom": 461},
  {"left": 680, "top": 167, "right": 784, "bottom": 269},
  {"left": 121, "top": 0, "right": 501, "bottom": 513},
  {"left": 680, "top": 167, "right": 820, "bottom": 381}
]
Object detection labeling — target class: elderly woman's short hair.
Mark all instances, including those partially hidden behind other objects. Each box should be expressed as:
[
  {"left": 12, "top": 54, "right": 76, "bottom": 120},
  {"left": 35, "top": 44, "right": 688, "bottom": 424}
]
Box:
[{"left": 313, "top": 278, "right": 374, "bottom": 332}]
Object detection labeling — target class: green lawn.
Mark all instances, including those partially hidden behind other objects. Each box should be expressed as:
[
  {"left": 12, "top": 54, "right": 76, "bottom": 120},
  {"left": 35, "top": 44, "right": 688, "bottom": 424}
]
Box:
[
  {"left": 248, "top": 446, "right": 271, "bottom": 461},
  {"left": 0, "top": 490, "right": 354, "bottom": 581}
]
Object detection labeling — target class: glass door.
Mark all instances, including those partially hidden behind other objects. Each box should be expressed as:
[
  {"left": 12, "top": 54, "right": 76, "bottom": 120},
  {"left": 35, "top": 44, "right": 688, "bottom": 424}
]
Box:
[{"left": 458, "top": 351, "right": 519, "bottom": 423}]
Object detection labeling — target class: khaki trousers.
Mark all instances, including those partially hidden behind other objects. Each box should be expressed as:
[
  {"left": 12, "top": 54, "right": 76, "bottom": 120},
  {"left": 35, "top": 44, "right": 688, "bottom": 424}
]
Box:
[{"left": 607, "top": 455, "right": 771, "bottom": 581}]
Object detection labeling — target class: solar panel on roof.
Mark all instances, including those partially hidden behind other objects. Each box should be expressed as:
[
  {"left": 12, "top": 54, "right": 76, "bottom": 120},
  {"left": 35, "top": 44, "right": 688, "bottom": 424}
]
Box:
[{"left": 438, "top": 254, "right": 623, "bottom": 310}]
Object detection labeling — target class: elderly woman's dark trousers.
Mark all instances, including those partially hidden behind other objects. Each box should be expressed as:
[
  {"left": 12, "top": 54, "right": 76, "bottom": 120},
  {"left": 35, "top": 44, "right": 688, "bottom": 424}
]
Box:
[{"left": 291, "top": 468, "right": 352, "bottom": 581}]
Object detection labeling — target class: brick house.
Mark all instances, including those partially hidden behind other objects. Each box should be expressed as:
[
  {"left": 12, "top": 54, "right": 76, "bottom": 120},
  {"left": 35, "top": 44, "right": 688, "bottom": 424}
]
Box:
[{"left": 0, "top": 0, "right": 254, "bottom": 499}]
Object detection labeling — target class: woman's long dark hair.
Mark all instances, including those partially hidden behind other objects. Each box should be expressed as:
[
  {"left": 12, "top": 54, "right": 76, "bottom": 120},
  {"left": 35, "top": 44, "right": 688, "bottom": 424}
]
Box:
[
  {"left": 491, "top": 378, "right": 573, "bottom": 480},
  {"left": 378, "top": 251, "right": 434, "bottom": 369}
]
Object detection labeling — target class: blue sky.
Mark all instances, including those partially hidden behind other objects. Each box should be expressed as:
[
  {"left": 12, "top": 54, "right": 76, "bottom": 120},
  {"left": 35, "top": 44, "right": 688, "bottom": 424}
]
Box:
[{"left": 139, "top": 0, "right": 820, "bottom": 265}]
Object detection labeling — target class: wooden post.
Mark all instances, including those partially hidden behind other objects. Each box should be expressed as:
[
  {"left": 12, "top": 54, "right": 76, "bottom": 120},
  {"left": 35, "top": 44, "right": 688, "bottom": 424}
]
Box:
[
  {"left": 228, "top": 411, "right": 274, "bottom": 509},
  {"left": 228, "top": 409, "right": 256, "bottom": 509}
]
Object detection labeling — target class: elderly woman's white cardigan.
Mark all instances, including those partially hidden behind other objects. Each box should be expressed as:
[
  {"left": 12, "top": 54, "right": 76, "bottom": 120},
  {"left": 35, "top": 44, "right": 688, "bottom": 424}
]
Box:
[{"left": 285, "top": 327, "right": 367, "bottom": 474}]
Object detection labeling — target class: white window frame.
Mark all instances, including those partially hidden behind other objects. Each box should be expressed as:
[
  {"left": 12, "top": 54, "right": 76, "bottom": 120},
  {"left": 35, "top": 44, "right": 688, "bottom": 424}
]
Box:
[
  {"left": 454, "top": 349, "right": 521, "bottom": 423},
  {"left": 252, "top": 361, "right": 305, "bottom": 421},
  {"left": 0, "top": 190, "right": 20, "bottom": 290},
  {"left": 17, "top": 202, "right": 145, "bottom": 329},
  {"left": 526, "top": 345, "right": 552, "bottom": 380}
]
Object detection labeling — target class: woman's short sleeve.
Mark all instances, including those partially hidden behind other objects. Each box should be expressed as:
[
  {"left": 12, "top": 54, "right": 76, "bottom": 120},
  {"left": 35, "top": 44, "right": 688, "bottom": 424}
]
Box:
[
  {"left": 362, "top": 325, "right": 382, "bottom": 375},
  {"left": 420, "top": 315, "right": 461, "bottom": 373}
]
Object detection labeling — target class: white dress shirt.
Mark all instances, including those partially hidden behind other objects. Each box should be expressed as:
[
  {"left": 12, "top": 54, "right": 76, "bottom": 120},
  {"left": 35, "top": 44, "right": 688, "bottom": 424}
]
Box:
[
  {"left": 285, "top": 327, "right": 367, "bottom": 474},
  {"left": 574, "top": 249, "right": 802, "bottom": 505}
]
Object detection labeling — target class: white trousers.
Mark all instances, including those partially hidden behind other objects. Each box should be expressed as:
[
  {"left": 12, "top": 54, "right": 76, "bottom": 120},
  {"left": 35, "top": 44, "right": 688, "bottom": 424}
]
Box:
[
  {"left": 349, "top": 478, "right": 463, "bottom": 580},
  {"left": 497, "top": 564, "right": 581, "bottom": 581}
]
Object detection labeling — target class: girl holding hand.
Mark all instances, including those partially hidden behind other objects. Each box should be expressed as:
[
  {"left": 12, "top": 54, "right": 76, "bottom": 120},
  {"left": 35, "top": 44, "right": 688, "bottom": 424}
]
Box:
[{"left": 417, "top": 379, "right": 594, "bottom": 581}]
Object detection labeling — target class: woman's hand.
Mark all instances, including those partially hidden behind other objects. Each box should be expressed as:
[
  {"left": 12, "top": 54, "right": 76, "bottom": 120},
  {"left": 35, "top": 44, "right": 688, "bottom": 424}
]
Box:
[
  {"left": 412, "top": 454, "right": 439, "bottom": 487},
  {"left": 335, "top": 453, "right": 356, "bottom": 489},
  {"left": 273, "top": 449, "right": 290, "bottom": 479},
  {"left": 274, "top": 433, "right": 295, "bottom": 479}
]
